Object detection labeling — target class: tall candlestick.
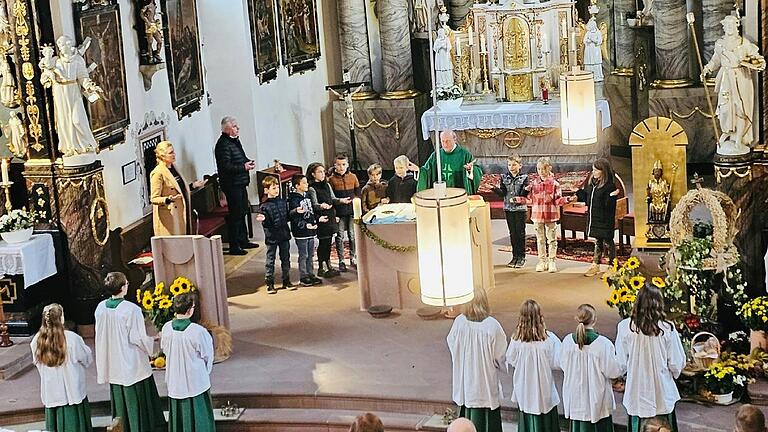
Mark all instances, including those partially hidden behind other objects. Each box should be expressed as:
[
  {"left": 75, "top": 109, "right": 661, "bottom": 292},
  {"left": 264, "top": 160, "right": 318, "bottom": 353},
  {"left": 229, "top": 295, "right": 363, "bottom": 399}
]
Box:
[
  {"left": 1, "top": 159, "right": 8, "bottom": 185},
  {"left": 480, "top": 33, "right": 486, "bottom": 51},
  {"left": 568, "top": 30, "right": 577, "bottom": 52}
]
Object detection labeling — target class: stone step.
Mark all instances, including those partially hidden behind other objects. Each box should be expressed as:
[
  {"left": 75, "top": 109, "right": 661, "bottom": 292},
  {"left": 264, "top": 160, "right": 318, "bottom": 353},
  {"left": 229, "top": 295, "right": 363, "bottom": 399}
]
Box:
[{"left": 0, "top": 337, "right": 32, "bottom": 380}]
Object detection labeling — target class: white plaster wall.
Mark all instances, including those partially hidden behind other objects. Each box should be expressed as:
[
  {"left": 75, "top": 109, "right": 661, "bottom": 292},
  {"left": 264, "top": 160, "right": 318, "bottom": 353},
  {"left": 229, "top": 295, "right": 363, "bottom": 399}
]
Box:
[{"left": 47, "top": 0, "right": 336, "bottom": 228}]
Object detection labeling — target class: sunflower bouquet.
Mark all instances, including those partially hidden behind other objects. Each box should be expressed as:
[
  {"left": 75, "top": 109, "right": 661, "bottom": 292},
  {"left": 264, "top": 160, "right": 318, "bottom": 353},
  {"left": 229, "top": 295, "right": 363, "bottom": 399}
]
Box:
[
  {"left": 604, "top": 257, "right": 662, "bottom": 318},
  {"left": 136, "top": 276, "right": 196, "bottom": 331}
]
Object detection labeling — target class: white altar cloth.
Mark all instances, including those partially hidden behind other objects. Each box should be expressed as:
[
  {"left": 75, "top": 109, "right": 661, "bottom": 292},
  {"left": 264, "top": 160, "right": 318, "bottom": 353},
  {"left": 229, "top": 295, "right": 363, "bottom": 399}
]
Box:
[
  {"left": 0, "top": 234, "right": 56, "bottom": 288},
  {"left": 421, "top": 99, "right": 612, "bottom": 139}
]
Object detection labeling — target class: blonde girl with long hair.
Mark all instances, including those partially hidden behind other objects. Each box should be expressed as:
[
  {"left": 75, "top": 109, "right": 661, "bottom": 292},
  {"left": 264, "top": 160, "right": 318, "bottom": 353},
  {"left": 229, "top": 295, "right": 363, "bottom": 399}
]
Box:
[
  {"left": 505, "top": 299, "right": 561, "bottom": 432},
  {"left": 559, "top": 304, "right": 622, "bottom": 432},
  {"left": 616, "top": 284, "right": 685, "bottom": 432},
  {"left": 447, "top": 288, "right": 507, "bottom": 432},
  {"left": 31, "top": 303, "right": 93, "bottom": 432}
]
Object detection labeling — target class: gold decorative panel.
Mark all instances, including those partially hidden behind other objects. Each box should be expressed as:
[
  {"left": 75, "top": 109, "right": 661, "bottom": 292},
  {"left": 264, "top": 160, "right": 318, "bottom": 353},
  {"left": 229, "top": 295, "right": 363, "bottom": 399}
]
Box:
[
  {"left": 505, "top": 74, "right": 532, "bottom": 102},
  {"left": 503, "top": 16, "right": 530, "bottom": 70}
]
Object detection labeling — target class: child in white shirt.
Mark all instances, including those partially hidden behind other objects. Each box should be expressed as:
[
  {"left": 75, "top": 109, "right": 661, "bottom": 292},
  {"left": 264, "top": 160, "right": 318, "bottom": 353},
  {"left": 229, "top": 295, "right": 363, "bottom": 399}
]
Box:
[
  {"left": 31, "top": 303, "right": 93, "bottom": 432},
  {"left": 161, "top": 292, "right": 215, "bottom": 432},
  {"left": 560, "top": 304, "right": 622, "bottom": 432},
  {"left": 506, "top": 299, "right": 561, "bottom": 432},
  {"left": 616, "top": 284, "right": 686, "bottom": 432},
  {"left": 447, "top": 289, "right": 507, "bottom": 432},
  {"left": 95, "top": 272, "right": 165, "bottom": 431}
]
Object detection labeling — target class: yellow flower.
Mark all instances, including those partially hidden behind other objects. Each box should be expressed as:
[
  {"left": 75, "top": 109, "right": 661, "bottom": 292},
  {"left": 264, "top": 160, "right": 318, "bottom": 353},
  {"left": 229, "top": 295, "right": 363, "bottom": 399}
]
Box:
[
  {"left": 158, "top": 297, "right": 173, "bottom": 309},
  {"left": 619, "top": 287, "right": 629, "bottom": 297},
  {"left": 142, "top": 294, "right": 155, "bottom": 310},
  {"left": 625, "top": 294, "right": 636, "bottom": 303},
  {"left": 652, "top": 277, "right": 666, "bottom": 288},
  {"left": 629, "top": 276, "right": 646, "bottom": 290},
  {"left": 610, "top": 291, "right": 620, "bottom": 304},
  {"left": 153, "top": 282, "right": 165, "bottom": 296},
  {"left": 170, "top": 277, "right": 193, "bottom": 295},
  {"left": 625, "top": 257, "right": 640, "bottom": 270},
  {"left": 136, "top": 289, "right": 142, "bottom": 302},
  {"left": 612, "top": 258, "right": 619, "bottom": 272},
  {"left": 153, "top": 356, "right": 166, "bottom": 368}
]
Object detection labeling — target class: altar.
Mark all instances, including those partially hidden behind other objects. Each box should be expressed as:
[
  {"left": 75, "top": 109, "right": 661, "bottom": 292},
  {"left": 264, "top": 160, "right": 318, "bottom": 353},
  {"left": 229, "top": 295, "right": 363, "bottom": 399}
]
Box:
[
  {"left": 421, "top": 100, "right": 611, "bottom": 172},
  {"left": 354, "top": 199, "right": 494, "bottom": 311}
]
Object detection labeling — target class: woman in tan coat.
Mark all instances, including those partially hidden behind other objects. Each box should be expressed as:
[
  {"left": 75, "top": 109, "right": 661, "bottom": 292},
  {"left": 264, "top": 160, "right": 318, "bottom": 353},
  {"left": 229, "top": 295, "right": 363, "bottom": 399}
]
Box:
[{"left": 150, "top": 141, "right": 190, "bottom": 236}]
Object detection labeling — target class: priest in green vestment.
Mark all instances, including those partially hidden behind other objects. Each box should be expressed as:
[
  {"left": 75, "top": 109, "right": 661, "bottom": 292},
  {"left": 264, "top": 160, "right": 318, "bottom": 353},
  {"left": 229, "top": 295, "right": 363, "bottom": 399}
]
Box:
[{"left": 410, "top": 129, "right": 483, "bottom": 194}]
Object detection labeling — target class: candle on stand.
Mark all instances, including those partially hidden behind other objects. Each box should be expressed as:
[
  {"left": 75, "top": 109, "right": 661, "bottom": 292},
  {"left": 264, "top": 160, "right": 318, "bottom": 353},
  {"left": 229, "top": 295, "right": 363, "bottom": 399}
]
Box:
[
  {"left": 569, "top": 30, "right": 577, "bottom": 52},
  {"left": 352, "top": 197, "right": 362, "bottom": 220},
  {"left": 468, "top": 26, "right": 474, "bottom": 46},
  {"left": 1, "top": 159, "right": 8, "bottom": 184},
  {"left": 456, "top": 39, "right": 462, "bottom": 56},
  {"left": 480, "top": 33, "right": 486, "bottom": 51}
]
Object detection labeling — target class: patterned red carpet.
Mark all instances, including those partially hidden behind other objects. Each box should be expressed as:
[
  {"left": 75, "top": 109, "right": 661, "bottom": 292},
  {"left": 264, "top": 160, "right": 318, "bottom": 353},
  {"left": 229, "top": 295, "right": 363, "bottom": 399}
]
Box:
[{"left": 497, "top": 235, "right": 631, "bottom": 263}]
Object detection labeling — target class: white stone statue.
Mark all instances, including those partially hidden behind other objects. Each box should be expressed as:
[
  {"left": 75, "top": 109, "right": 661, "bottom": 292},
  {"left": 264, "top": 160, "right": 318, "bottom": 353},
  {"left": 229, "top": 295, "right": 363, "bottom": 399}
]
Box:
[
  {"left": 39, "top": 36, "right": 103, "bottom": 158},
  {"left": 583, "top": 17, "right": 604, "bottom": 82},
  {"left": 638, "top": 0, "right": 654, "bottom": 26},
  {"left": 0, "top": 55, "right": 14, "bottom": 107},
  {"left": 434, "top": 28, "right": 453, "bottom": 90},
  {"left": 414, "top": 0, "right": 437, "bottom": 33},
  {"left": 4, "top": 111, "right": 25, "bottom": 157},
  {"left": 0, "top": 1, "right": 12, "bottom": 54},
  {"left": 140, "top": 0, "right": 164, "bottom": 63},
  {"left": 701, "top": 15, "right": 765, "bottom": 156}
]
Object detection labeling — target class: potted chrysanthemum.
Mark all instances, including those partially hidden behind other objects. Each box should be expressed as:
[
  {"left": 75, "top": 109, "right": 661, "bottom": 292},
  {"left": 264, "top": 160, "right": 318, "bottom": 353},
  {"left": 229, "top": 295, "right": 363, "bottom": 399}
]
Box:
[
  {"left": 0, "top": 208, "right": 38, "bottom": 243},
  {"left": 738, "top": 296, "right": 768, "bottom": 352}
]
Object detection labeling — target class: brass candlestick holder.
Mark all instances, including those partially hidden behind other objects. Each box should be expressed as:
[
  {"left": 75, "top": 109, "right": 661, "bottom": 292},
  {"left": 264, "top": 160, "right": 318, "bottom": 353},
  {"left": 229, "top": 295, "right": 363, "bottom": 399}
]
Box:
[
  {"left": 479, "top": 51, "right": 490, "bottom": 92},
  {"left": 0, "top": 286, "right": 12, "bottom": 348},
  {"left": 0, "top": 181, "right": 12, "bottom": 213}
]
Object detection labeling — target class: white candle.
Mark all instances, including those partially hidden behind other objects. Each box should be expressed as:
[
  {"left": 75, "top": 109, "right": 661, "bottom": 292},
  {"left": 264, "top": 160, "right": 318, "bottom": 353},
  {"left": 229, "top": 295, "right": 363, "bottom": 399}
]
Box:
[
  {"left": 569, "top": 30, "right": 577, "bottom": 51},
  {"left": 541, "top": 31, "right": 549, "bottom": 52},
  {"left": 468, "top": 27, "right": 474, "bottom": 46},
  {"left": 352, "top": 197, "right": 362, "bottom": 219},
  {"left": 456, "top": 40, "right": 462, "bottom": 56},
  {"left": 1, "top": 159, "right": 8, "bottom": 184}
]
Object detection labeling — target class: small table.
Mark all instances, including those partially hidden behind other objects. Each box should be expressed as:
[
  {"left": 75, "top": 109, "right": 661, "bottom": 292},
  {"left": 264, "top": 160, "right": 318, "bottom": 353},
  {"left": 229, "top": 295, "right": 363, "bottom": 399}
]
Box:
[{"left": 619, "top": 213, "right": 635, "bottom": 255}]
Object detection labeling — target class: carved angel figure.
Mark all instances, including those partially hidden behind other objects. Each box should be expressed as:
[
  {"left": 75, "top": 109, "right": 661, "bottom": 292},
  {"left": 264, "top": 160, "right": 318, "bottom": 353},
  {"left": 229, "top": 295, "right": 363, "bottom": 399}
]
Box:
[{"left": 39, "top": 36, "right": 102, "bottom": 157}]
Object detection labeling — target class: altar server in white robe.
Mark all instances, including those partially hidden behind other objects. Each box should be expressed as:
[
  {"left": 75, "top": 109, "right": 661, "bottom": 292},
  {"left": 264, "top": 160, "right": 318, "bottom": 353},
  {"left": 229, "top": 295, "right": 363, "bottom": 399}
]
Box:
[
  {"left": 560, "top": 304, "right": 622, "bottom": 432},
  {"left": 616, "top": 284, "right": 686, "bottom": 432},
  {"left": 95, "top": 272, "right": 166, "bottom": 432},
  {"left": 447, "top": 288, "right": 507, "bottom": 432},
  {"left": 506, "top": 299, "right": 561, "bottom": 432},
  {"left": 31, "top": 303, "right": 93, "bottom": 432},
  {"left": 161, "top": 292, "right": 216, "bottom": 432}
]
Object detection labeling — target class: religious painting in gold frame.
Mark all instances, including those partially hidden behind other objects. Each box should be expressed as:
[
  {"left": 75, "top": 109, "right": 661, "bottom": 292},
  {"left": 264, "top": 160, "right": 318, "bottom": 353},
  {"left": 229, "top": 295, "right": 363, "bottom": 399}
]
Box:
[
  {"left": 276, "top": 0, "right": 320, "bottom": 74},
  {"left": 502, "top": 16, "right": 532, "bottom": 102},
  {"left": 161, "top": 0, "right": 205, "bottom": 119},
  {"left": 247, "top": 0, "right": 280, "bottom": 83}
]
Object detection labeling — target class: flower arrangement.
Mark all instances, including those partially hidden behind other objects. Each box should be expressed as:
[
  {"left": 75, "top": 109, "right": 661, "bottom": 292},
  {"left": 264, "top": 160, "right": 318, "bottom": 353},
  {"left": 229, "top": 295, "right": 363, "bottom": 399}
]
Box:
[
  {"left": 604, "top": 257, "right": 658, "bottom": 318},
  {"left": 432, "top": 85, "right": 463, "bottom": 101},
  {"left": 738, "top": 296, "right": 768, "bottom": 333},
  {"left": 0, "top": 208, "right": 38, "bottom": 233},
  {"left": 137, "top": 276, "right": 195, "bottom": 331},
  {"left": 704, "top": 362, "right": 739, "bottom": 395}
]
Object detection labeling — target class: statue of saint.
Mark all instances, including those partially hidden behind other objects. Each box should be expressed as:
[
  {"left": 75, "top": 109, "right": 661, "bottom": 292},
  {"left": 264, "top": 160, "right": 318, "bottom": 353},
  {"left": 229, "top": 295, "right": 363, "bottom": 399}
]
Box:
[
  {"left": 0, "top": 1, "right": 12, "bottom": 54},
  {"left": 434, "top": 28, "right": 453, "bottom": 90},
  {"left": 583, "top": 17, "right": 603, "bottom": 82},
  {"left": 0, "top": 55, "right": 16, "bottom": 107},
  {"left": 39, "top": 36, "right": 102, "bottom": 157},
  {"left": 701, "top": 15, "right": 766, "bottom": 156},
  {"left": 140, "top": 0, "right": 164, "bottom": 63},
  {"left": 4, "top": 111, "right": 25, "bottom": 157},
  {"left": 646, "top": 160, "right": 670, "bottom": 223},
  {"left": 414, "top": 0, "right": 436, "bottom": 33}
]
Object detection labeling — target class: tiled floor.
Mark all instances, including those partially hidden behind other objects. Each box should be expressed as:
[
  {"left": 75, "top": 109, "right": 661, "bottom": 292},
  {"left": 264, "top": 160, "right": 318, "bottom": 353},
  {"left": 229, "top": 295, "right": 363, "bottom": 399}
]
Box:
[{"left": 0, "top": 217, "right": 746, "bottom": 431}]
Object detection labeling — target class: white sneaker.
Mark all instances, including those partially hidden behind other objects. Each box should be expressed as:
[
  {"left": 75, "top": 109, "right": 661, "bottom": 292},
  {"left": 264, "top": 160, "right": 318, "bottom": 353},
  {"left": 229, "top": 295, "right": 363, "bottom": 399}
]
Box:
[
  {"left": 536, "top": 260, "right": 548, "bottom": 272},
  {"left": 584, "top": 263, "right": 600, "bottom": 277},
  {"left": 547, "top": 260, "right": 558, "bottom": 273}
]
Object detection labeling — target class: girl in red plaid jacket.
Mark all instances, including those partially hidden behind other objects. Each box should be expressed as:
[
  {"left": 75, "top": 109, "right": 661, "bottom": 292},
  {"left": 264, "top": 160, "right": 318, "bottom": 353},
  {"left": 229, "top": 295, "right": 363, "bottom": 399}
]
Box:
[{"left": 516, "top": 157, "right": 575, "bottom": 273}]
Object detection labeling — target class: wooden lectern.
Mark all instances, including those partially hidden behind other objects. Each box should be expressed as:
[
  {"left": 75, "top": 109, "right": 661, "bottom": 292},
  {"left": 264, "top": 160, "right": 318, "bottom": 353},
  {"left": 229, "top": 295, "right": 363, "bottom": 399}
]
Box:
[{"left": 150, "top": 235, "right": 229, "bottom": 329}]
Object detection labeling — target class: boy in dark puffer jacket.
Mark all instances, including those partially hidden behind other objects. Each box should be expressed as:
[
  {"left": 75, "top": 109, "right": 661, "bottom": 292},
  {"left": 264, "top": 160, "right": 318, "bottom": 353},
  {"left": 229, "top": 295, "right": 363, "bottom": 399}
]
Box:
[
  {"left": 257, "top": 177, "right": 295, "bottom": 294},
  {"left": 288, "top": 174, "right": 324, "bottom": 287}
]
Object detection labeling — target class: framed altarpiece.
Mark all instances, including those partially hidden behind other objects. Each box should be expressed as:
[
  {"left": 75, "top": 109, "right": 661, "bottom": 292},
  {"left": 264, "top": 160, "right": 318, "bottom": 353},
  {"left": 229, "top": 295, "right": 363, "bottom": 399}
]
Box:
[
  {"left": 73, "top": 0, "right": 130, "bottom": 149},
  {"left": 276, "top": 0, "right": 321, "bottom": 75},
  {"left": 247, "top": 0, "right": 280, "bottom": 83},
  {"left": 161, "top": 0, "right": 205, "bottom": 119}
]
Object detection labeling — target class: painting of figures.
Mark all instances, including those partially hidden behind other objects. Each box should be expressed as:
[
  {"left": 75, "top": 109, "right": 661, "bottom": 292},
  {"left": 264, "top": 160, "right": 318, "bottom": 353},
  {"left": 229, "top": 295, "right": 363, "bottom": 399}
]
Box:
[
  {"left": 247, "top": 0, "right": 280, "bottom": 83},
  {"left": 75, "top": 3, "right": 129, "bottom": 147},
  {"left": 161, "top": 0, "right": 204, "bottom": 117},
  {"left": 277, "top": 0, "right": 320, "bottom": 73}
]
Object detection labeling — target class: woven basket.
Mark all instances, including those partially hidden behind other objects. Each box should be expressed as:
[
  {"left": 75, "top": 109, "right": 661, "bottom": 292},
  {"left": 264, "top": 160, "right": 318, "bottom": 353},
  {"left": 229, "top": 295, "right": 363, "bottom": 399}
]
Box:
[{"left": 691, "top": 331, "right": 720, "bottom": 370}]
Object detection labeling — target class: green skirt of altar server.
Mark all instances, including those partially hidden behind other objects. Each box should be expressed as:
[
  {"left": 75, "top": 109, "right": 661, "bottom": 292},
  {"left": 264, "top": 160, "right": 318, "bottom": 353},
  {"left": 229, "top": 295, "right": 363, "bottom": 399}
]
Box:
[
  {"left": 518, "top": 406, "right": 560, "bottom": 432},
  {"left": 44, "top": 397, "right": 93, "bottom": 432},
  {"left": 570, "top": 416, "right": 614, "bottom": 432},
  {"left": 110, "top": 375, "right": 166, "bottom": 432},
  {"left": 459, "top": 405, "right": 503, "bottom": 432},
  {"left": 168, "top": 390, "right": 215, "bottom": 432},
  {"left": 628, "top": 411, "right": 678, "bottom": 432}
]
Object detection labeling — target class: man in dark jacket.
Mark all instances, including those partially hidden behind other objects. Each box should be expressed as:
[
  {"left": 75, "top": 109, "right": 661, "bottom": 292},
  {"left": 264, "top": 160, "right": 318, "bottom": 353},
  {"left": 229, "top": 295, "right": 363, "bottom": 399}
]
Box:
[{"left": 215, "top": 116, "right": 258, "bottom": 255}]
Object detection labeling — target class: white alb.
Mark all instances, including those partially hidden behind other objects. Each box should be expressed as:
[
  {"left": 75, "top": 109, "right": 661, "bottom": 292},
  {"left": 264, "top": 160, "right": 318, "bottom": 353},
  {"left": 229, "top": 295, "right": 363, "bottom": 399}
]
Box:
[
  {"left": 161, "top": 320, "right": 214, "bottom": 399},
  {"left": 31, "top": 330, "right": 92, "bottom": 408},
  {"left": 505, "top": 331, "right": 561, "bottom": 414},
  {"left": 95, "top": 299, "right": 154, "bottom": 386}
]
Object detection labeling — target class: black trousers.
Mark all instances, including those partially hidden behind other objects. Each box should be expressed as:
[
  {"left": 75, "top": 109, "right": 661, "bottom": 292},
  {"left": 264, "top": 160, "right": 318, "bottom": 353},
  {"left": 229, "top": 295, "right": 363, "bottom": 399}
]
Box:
[
  {"left": 504, "top": 211, "right": 527, "bottom": 259},
  {"left": 593, "top": 236, "right": 616, "bottom": 264},
  {"left": 317, "top": 237, "right": 332, "bottom": 262},
  {"left": 222, "top": 185, "right": 250, "bottom": 249}
]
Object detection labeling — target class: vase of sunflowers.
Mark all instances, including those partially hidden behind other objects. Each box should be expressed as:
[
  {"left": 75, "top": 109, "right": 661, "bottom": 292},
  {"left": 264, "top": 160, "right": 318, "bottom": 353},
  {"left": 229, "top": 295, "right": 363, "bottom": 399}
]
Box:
[
  {"left": 137, "top": 276, "right": 196, "bottom": 332},
  {"left": 604, "top": 257, "right": 663, "bottom": 318}
]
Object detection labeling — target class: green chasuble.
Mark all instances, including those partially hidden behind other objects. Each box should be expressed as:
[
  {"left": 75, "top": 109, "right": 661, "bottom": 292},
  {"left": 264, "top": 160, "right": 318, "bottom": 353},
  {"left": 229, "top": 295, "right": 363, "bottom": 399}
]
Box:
[{"left": 416, "top": 144, "right": 483, "bottom": 194}]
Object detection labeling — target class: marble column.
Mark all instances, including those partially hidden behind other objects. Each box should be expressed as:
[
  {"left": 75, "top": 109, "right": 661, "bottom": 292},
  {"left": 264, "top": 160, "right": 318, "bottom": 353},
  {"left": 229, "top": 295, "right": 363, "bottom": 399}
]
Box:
[
  {"left": 701, "top": 0, "right": 731, "bottom": 68},
  {"left": 652, "top": 0, "right": 691, "bottom": 87},
  {"left": 377, "top": 0, "right": 419, "bottom": 99},
  {"left": 338, "top": 0, "right": 377, "bottom": 98},
  {"left": 613, "top": 0, "right": 635, "bottom": 75}
]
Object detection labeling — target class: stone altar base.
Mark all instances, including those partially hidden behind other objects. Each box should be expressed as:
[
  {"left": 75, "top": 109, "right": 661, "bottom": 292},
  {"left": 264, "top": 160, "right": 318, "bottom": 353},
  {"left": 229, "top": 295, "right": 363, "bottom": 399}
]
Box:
[{"left": 333, "top": 95, "right": 429, "bottom": 169}]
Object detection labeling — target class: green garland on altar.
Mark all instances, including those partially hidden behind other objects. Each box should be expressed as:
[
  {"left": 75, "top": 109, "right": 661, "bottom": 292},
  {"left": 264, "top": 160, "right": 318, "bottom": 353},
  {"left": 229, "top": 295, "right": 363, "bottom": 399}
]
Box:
[{"left": 356, "top": 220, "right": 416, "bottom": 253}]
